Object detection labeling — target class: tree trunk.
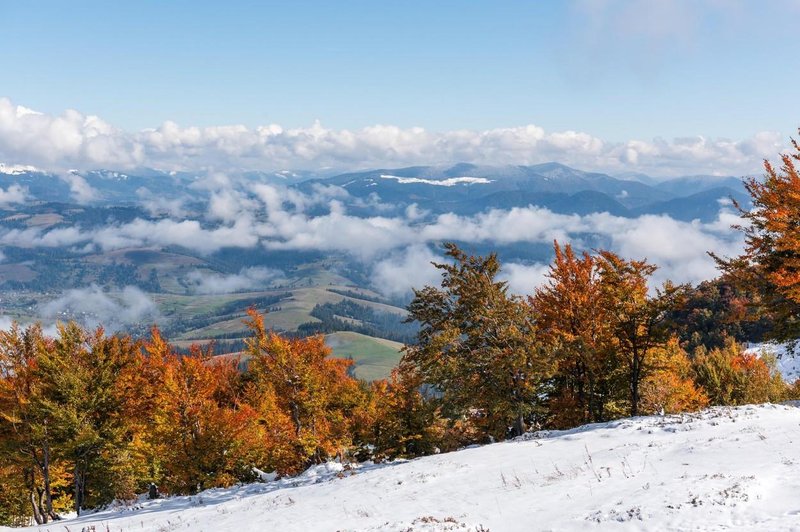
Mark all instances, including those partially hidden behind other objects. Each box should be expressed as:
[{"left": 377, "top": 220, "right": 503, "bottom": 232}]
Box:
[
  {"left": 29, "top": 490, "right": 44, "bottom": 525},
  {"left": 42, "top": 442, "right": 58, "bottom": 521},
  {"left": 630, "top": 354, "right": 641, "bottom": 417},
  {"left": 512, "top": 413, "right": 526, "bottom": 437},
  {"left": 74, "top": 461, "right": 84, "bottom": 516},
  {"left": 29, "top": 443, "right": 56, "bottom": 524},
  {"left": 290, "top": 402, "right": 302, "bottom": 437}
]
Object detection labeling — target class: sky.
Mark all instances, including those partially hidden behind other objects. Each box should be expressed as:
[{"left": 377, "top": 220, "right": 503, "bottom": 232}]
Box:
[
  {"left": 1, "top": 0, "right": 799, "bottom": 175},
  {"left": 1, "top": 0, "right": 783, "bottom": 322}
]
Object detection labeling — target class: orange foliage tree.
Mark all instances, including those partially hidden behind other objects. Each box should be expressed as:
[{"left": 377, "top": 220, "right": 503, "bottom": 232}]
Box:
[
  {"left": 639, "top": 338, "right": 708, "bottom": 415},
  {"left": 353, "top": 359, "right": 441, "bottom": 461},
  {"left": 244, "top": 309, "right": 365, "bottom": 475},
  {"left": 531, "top": 242, "right": 619, "bottom": 426},
  {"left": 692, "top": 338, "right": 786, "bottom": 406},
  {"left": 143, "top": 328, "right": 262, "bottom": 494},
  {"left": 715, "top": 135, "right": 800, "bottom": 340},
  {"left": 0, "top": 323, "right": 66, "bottom": 524},
  {"left": 532, "top": 242, "right": 682, "bottom": 422}
]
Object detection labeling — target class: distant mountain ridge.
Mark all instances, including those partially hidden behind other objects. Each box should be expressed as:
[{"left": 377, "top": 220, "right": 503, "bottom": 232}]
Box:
[
  {"left": 303, "top": 162, "right": 749, "bottom": 221},
  {"left": 0, "top": 161, "right": 749, "bottom": 222}
]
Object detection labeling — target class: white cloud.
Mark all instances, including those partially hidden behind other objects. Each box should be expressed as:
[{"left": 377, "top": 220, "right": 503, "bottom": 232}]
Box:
[
  {"left": 371, "top": 245, "right": 442, "bottom": 297},
  {"left": 184, "top": 267, "right": 285, "bottom": 294},
  {"left": 38, "top": 284, "right": 159, "bottom": 331},
  {"left": 135, "top": 186, "right": 187, "bottom": 217},
  {"left": 0, "top": 98, "right": 142, "bottom": 169},
  {"left": 0, "top": 184, "right": 27, "bottom": 206},
  {"left": 0, "top": 97, "right": 786, "bottom": 177},
  {"left": 60, "top": 172, "right": 98, "bottom": 203},
  {"left": 0, "top": 173, "right": 747, "bottom": 297},
  {"left": 500, "top": 262, "right": 552, "bottom": 295},
  {"left": 0, "top": 179, "right": 745, "bottom": 291}
]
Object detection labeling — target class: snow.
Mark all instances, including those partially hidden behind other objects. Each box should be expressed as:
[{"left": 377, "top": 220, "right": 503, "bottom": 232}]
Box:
[
  {"left": 745, "top": 341, "right": 800, "bottom": 383},
  {"left": 6, "top": 404, "right": 800, "bottom": 531},
  {"left": 0, "top": 163, "right": 38, "bottom": 175},
  {"left": 380, "top": 174, "right": 493, "bottom": 186}
]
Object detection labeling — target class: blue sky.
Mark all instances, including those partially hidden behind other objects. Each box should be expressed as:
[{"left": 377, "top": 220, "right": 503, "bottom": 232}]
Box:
[{"left": 3, "top": 0, "right": 798, "bottom": 141}]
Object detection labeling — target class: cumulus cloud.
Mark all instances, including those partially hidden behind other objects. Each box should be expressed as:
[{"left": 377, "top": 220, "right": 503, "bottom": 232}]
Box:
[
  {"left": 371, "top": 245, "right": 443, "bottom": 297},
  {"left": 500, "top": 262, "right": 552, "bottom": 296},
  {"left": 136, "top": 186, "right": 187, "bottom": 217},
  {"left": 0, "top": 184, "right": 27, "bottom": 206},
  {"left": 0, "top": 98, "right": 142, "bottom": 169},
  {"left": 184, "top": 267, "right": 285, "bottom": 294},
  {"left": 0, "top": 97, "right": 786, "bottom": 177},
  {"left": 38, "top": 284, "right": 159, "bottom": 331},
  {"left": 60, "top": 172, "right": 98, "bottom": 203}
]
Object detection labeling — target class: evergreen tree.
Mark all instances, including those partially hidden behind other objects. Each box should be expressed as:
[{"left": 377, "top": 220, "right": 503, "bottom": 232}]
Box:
[{"left": 404, "top": 243, "right": 553, "bottom": 439}]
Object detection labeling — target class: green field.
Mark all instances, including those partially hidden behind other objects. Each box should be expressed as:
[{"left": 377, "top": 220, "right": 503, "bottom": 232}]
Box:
[
  {"left": 165, "top": 285, "right": 407, "bottom": 341},
  {"left": 325, "top": 331, "right": 404, "bottom": 381}
]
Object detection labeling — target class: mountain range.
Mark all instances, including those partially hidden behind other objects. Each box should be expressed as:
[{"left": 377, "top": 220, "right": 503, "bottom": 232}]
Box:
[
  {"left": 0, "top": 162, "right": 750, "bottom": 222},
  {"left": 299, "top": 162, "right": 750, "bottom": 221}
]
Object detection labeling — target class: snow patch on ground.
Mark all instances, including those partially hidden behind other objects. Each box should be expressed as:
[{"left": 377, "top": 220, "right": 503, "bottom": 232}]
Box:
[
  {"left": 6, "top": 404, "right": 800, "bottom": 531},
  {"left": 380, "top": 174, "right": 493, "bottom": 186}
]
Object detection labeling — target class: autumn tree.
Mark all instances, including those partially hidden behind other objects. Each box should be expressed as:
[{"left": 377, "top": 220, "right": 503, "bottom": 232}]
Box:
[
  {"left": 0, "top": 323, "right": 65, "bottom": 524},
  {"left": 30, "top": 323, "right": 140, "bottom": 514},
  {"left": 597, "top": 251, "right": 684, "bottom": 417},
  {"left": 531, "top": 242, "right": 620, "bottom": 426},
  {"left": 639, "top": 338, "right": 708, "bottom": 415},
  {"left": 0, "top": 322, "right": 144, "bottom": 521},
  {"left": 693, "top": 338, "right": 786, "bottom": 406},
  {"left": 354, "top": 359, "right": 441, "bottom": 461},
  {"left": 145, "top": 333, "right": 260, "bottom": 494},
  {"left": 666, "top": 278, "right": 773, "bottom": 353},
  {"left": 715, "top": 135, "right": 800, "bottom": 340},
  {"left": 531, "top": 243, "right": 682, "bottom": 421},
  {"left": 244, "top": 309, "right": 365, "bottom": 474},
  {"left": 404, "top": 243, "right": 554, "bottom": 439}
]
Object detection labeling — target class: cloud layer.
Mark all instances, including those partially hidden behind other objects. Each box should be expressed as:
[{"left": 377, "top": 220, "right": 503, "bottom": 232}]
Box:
[
  {"left": 0, "top": 98, "right": 787, "bottom": 177},
  {"left": 0, "top": 175, "right": 745, "bottom": 296},
  {"left": 38, "top": 284, "right": 159, "bottom": 331},
  {"left": 184, "top": 267, "right": 286, "bottom": 295}
]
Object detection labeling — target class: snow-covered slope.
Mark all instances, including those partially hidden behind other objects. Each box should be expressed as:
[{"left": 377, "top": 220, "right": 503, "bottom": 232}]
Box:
[
  {"left": 0, "top": 163, "right": 39, "bottom": 175},
  {"left": 6, "top": 404, "right": 800, "bottom": 531},
  {"left": 379, "top": 174, "right": 494, "bottom": 186}
]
